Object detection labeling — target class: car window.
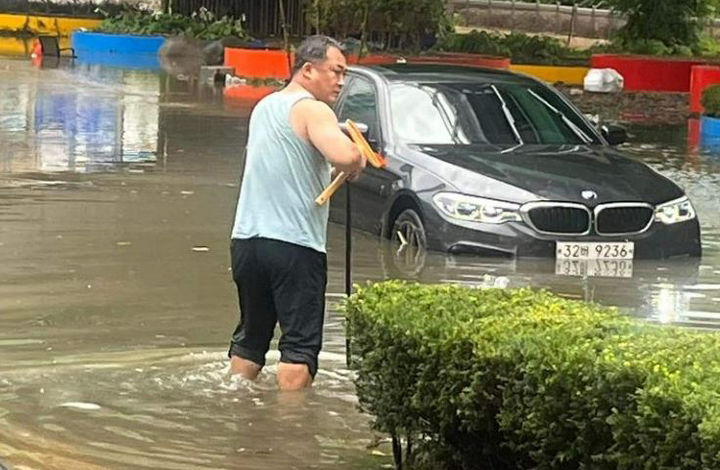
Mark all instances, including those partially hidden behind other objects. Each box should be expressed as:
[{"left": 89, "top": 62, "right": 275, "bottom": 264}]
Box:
[
  {"left": 338, "top": 77, "right": 380, "bottom": 143},
  {"left": 388, "top": 81, "right": 599, "bottom": 146}
]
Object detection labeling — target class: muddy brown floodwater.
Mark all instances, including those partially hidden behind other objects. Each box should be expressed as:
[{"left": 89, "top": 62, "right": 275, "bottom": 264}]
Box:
[{"left": 0, "top": 57, "right": 719, "bottom": 469}]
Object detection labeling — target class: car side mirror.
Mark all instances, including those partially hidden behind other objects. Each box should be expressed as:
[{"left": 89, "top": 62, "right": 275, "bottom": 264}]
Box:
[
  {"left": 601, "top": 124, "right": 628, "bottom": 146},
  {"left": 339, "top": 121, "right": 379, "bottom": 150}
]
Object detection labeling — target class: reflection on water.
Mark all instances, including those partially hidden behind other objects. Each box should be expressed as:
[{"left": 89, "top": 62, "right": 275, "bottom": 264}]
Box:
[
  {"left": 0, "top": 56, "right": 720, "bottom": 469},
  {"left": 1, "top": 60, "right": 159, "bottom": 173},
  {"left": 357, "top": 238, "right": 712, "bottom": 327}
]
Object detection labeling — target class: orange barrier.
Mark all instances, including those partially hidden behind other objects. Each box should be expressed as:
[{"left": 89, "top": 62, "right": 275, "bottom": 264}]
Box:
[{"left": 224, "top": 48, "right": 294, "bottom": 79}]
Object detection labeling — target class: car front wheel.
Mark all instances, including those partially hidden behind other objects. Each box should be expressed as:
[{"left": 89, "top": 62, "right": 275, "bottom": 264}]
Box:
[{"left": 391, "top": 208, "right": 428, "bottom": 272}]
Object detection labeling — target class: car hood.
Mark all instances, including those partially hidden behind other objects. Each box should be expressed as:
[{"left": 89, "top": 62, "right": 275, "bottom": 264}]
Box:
[{"left": 407, "top": 144, "right": 684, "bottom": 205}]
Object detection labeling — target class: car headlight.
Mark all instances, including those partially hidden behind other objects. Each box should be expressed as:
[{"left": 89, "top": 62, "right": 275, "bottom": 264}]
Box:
[
  {"left": 655, "top": 196, "right": 696, "bottom": 225},
  {"left": 432, "top": 192, "right": 521, "bottom": 224}
]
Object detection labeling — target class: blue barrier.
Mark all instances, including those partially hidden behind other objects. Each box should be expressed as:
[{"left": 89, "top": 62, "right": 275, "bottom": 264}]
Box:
[
  {"left": 700, "top": 115, "right": 720, "bottom": 153},
  {"left": 701, "top": 115, "right": 720, "bottom": 137},
  {"left": 72, "top": 31, "right": 166, "bottom": 57}
]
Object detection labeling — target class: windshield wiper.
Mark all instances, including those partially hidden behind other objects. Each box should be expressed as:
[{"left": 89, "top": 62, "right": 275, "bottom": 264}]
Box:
[
  {"left": 490, "top": 84, "right": 523, "bottom": 145},
  {"left": 527, "top": 89, "right": 593, "bottom": 144},
  {"left": 427, "top": 86, "right": 464, "bottom": 145}
]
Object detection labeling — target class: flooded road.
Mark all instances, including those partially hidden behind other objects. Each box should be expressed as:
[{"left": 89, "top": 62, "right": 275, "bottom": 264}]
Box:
[{"left": 0, "top": 56, "right": 719, "bottom": 469}]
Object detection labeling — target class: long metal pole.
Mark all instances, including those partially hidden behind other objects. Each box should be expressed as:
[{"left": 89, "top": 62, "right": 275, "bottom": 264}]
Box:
[{"left": 345, "top": 183, "right": 353, "bottom": 367}]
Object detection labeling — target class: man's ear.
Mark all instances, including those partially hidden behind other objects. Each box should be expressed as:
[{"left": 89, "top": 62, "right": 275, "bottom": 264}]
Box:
[{"left": 300, "top": 62, "right": 313, "bottom": 79}]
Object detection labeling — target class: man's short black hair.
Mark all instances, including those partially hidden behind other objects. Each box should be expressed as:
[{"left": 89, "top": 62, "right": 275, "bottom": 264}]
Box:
[{"left": 292, "top": 35, "right": 344, "bottom": 76}]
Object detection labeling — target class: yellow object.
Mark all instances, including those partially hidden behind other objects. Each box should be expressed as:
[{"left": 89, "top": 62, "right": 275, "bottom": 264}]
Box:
[
  {"left": 315, "top": 119, "right": 387, "bottom": 206},
  {"left": 0, "top": 36, "right": 33, "bottom": 56},
  {"left": 510, "top": 64, "right": 590, "bottom": 86},
  {"left": 0, "top": 13, "right": 101, "bottom": 37},
  {"left": 0, "top": 35, "right": 74, "bottom": 56}
]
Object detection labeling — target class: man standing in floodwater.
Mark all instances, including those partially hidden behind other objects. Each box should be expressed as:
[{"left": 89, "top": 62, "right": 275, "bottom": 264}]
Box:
[{"left": 228, "top": 35, "right": 366, "bottom": 391}]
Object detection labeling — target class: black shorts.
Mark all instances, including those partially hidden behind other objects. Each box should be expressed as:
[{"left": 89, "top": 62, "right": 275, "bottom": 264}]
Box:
[{"left": 228, "top": 237, "right": 327, "bottom": 378}]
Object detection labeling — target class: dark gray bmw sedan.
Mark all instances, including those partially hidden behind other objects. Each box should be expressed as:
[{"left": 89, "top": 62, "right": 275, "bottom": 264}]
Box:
[{"left": 330, "top": 63, "right": 701, "bottom": 262}]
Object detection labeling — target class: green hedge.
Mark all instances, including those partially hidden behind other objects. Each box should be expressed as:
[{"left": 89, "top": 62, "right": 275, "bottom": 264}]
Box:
[
  {"left": 438, "top": 30, "right": 720, "bottom": 61},
  {"left": 437, "top": 30, "right": 591, "bottom": 66},
  {"left": 345, "top": 281, "right": 720, "bottom": 469}
]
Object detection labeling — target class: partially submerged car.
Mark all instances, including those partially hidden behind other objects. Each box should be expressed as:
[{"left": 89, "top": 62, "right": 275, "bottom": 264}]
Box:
[{"left": 330, "top": 64, "right": 701, "bottom": 263}]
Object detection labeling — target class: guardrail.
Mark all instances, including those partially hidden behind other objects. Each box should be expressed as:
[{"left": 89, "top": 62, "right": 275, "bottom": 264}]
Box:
[{"left": 448, "top": 0, "right": 720, "bottom": 40}]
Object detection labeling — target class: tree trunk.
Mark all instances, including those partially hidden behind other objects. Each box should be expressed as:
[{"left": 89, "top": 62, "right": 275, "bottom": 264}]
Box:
[
  {"left": 278, "top": 0, "right": 292, "bottom": 79},
  {"left": 358, "top": 4, "right": 369, "bottom": 61}
]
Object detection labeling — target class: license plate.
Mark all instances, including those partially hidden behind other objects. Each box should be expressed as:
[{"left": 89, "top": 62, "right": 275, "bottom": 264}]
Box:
[
  {"left": 556, "top": 259, "right": 634, "bottom": 278},
  {"left": 556, "top": 242, "right": 634, "bottom": 260}
]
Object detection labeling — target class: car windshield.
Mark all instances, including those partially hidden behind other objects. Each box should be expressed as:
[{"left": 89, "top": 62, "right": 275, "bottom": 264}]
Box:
[{"left": 388, "top": 81, "right": 601, "bottom": 146}]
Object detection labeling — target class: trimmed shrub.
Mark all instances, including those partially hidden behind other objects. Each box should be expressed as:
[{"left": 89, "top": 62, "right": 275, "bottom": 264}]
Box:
[
  {"left": 436, "top": 30, "right": 590, "bottom": 65},
  {"left": 345, "top": 281, "right": 720, "bottom": 469}
]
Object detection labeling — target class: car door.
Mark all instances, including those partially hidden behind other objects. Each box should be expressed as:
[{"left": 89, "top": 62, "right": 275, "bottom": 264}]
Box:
[{"left": 333, "top": 75, "right": 396, "bottom": 236}]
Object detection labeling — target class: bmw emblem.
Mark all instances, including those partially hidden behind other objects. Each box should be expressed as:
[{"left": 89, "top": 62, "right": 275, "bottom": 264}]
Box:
[{"left": 581, "top": 190, "right": 598, "bottom": 200}]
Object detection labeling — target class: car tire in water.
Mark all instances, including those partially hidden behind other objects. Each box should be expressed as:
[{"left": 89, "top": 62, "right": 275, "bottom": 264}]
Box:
[{"left": 390, "top": 208, "right": 428, "bottom": 276}]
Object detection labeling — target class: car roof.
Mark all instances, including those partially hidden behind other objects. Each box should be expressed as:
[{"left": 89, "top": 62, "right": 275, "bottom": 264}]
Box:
[{"left": 350, "top": 63, "right": 540, "bottom": 86}]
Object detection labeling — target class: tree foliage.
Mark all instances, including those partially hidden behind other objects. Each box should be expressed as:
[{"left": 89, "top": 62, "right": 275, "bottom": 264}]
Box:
[
  {"left": 305, "top": 0, "right": 451, "bottom": 51},
  {"left": 608, "top": 0, "right": 719, "bottom": 52}
]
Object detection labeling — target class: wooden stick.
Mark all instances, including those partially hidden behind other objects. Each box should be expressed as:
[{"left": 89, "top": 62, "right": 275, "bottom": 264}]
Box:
[
  {"left": 315, "top": 119, "right": 386, "bottom": 206},
  {"left": 315, "top": 171, "right": 348, "bottom": 205}
]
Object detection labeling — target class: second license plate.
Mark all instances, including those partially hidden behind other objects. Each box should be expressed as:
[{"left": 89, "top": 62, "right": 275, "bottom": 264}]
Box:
[
  {"left": 556, "top": 242, "right": 634, "bottom": 260},
  {"left": 556, "top": 259, "right": 634, "bottom": 278}
]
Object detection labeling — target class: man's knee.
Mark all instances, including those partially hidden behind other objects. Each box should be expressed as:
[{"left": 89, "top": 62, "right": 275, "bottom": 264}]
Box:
[
  {"left": 277, "top": 362, "right": 313, "bottom": 390},
  {"left": 230, "top": 355, "right": 262, "bottom": 380}
]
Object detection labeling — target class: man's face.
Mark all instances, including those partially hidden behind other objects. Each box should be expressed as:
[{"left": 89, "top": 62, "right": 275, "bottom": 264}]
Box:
[{"left": 305, "top": 47, "right": 347, "bottom": 105}]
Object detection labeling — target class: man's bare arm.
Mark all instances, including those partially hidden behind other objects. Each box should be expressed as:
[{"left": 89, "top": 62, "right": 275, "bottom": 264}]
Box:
[{"left": 292, "top": 99, "right": 365, "bottom": 174}]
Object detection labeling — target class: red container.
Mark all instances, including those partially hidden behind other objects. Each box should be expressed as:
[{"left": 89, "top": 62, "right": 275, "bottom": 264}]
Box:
[
  {"left": 224, "top": 48, "right": 294, "bottom": 79},
  {"left": 690, "top": 65, "right": 720, "bottom": 114},
  {"left": 591, "top": 54, "right": 707, "bottom": 92}
]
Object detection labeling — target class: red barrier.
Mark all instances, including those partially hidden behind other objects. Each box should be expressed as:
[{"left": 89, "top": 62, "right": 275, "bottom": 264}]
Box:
[
  {"left": 687, "top": 117, "right": 701, "bottom": 149},
  {"left": 591, "top": 54, "right": 707, "bottom": 92},
  {"left": 690, "top": 65, "right": 720, "bottom": 114}
]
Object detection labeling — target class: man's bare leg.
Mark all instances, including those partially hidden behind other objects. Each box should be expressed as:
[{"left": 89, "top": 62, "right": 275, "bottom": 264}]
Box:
[
  {"left": 230, "top": 355, "right": 262, "bottom": 380},
  {"left": 277, "top": 362, "right": 312, "bottom": 391}
]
